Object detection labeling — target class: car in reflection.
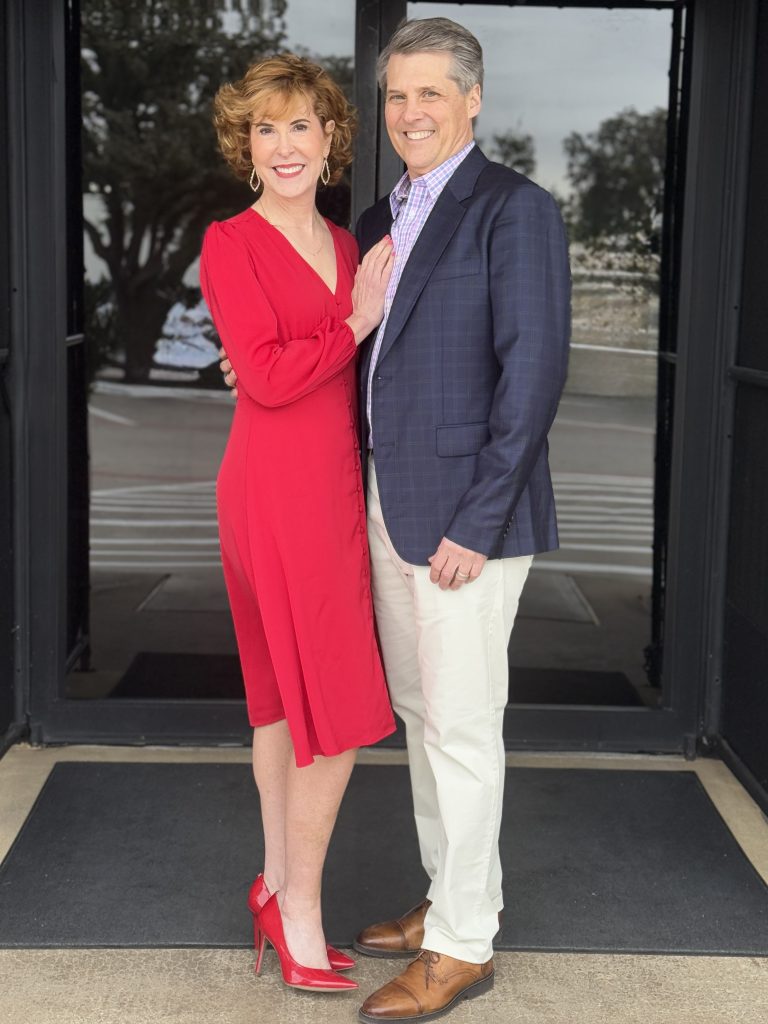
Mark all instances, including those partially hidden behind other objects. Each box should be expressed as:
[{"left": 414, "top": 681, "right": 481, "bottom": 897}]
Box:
[{"left": 153, "top": 299, "right": 224, "bottom": 387}]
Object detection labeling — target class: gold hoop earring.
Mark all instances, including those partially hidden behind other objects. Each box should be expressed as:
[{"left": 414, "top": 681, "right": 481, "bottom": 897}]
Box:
[
  {"left": 249, "top": 167, "right": 261, "bottom": 192},
  {"left": 320, "top": 158, "right": 331, "bottom": 186}
]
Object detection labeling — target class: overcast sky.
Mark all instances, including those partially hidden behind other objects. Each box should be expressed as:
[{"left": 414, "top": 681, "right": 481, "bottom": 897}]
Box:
[{"left": 284, "top": 1, "right": 673, "bottom": 194}]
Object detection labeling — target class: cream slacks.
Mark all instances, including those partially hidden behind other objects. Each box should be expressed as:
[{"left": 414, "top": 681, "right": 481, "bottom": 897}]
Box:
[{"left": 367, "top": 459, "right": 532, "bottom": 963}]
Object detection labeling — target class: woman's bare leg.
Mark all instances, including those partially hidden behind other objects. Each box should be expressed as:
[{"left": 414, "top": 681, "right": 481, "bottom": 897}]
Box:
[
  {"left": 252, "top": 721, "right": 357, "bottom": 968},
  {"left": 279, "top": 748, "right": 357, "bottom": 968},
  {"left": 252, "top": 720, "right": 293, "bottom": 893}
]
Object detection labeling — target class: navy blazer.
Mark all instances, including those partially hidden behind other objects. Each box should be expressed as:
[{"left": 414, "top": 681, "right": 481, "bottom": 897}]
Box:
[{"left": 356, "top": 146, "right": 570, "bottom": 565}]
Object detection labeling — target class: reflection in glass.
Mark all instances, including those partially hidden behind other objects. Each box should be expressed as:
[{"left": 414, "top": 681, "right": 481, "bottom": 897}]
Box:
[
  {"left": 69, "top": 0, "right": 676, "bottom": 714},
  {"left": 68, "top": 0, "right": 355, "bottom": 702},
  {"left": 408, "top": 3, "right": 673, "bottom": 708}
]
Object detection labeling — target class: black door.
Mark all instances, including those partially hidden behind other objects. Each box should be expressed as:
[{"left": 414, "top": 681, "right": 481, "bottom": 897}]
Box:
[
  {"left": 0, "top": 0, "right": 16, "bottom": 747},
  {"left": 21, "top": 0, "right": 756, "bottom": 753},
  {"left": 719, "top": 1, "right": 768, "bottom": 804}
]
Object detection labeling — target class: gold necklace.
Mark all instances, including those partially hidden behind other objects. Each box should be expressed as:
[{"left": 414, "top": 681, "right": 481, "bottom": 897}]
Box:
[{"left": 258, "top": 200, "right": 327, "bottom": 257}]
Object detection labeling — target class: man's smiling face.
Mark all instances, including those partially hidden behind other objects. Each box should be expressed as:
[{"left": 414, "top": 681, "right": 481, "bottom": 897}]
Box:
[{"left": 383, "top": 51, "right": 482, "bottom": 178}]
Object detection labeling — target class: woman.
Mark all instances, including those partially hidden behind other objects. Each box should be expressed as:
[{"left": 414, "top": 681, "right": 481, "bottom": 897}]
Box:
[{"left": 199, "top": 54, "right": 395, "bottom": 993}]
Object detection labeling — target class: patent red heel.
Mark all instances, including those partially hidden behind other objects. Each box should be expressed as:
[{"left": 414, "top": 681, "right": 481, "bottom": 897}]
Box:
[
  {"left": 256, "top": 893, "right": 358, "bottom": 992},
  {"left": 253, "top": 918, "right": 267, "bottom": 975},
  {"left": 248, "top": 875, "right": 355, "bottom": 972}
]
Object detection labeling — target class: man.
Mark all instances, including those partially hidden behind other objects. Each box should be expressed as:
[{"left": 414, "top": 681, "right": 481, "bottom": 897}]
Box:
[
  {"left": 351, "top": 18, "right": 569, "bottom": 1021},
  {"left": 222, "top": 17, "right": 570, "bottom": 1021}
]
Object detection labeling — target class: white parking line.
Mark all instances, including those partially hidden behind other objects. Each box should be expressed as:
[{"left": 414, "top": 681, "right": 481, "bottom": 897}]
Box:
[
  {"left": 87, "top": 475, "right": 656, "bottom": 578},
  {"left": 92, "top": 481, "right": 215, "bottom": 496},
  {"left": 553, "top": 417, "right": 655, "bottom": 435},
  {"left": 553, "top": 473, "right": 653, "bottom": 487},
  {"left": 87, "top": 405, "right": 136, "bottom": 426},
  {"left": 90, "top": 538, "right": 220, "bottom": 546},
  {"left": 533, "top": 561, "right": 652, "bottom": 577},
  {"left": 558, "top": 543, "right": 651, "bottom": 554},
  {"left": 568, "top": 342, "right": 657, "bottom": 356},
  {"left": 91, "top": 561, "right": 223, "bottom": 568},
  {"left": 556, "top": 494, "right": 652, "bottom": 505},
  {"left": 559, "top": 530, "right": 651, "bottom": 541},
  {"left": 91, "top": 519, "right": 218, "bottom": 527}
]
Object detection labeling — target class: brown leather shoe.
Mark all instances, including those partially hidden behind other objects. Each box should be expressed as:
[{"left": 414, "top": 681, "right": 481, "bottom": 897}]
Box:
[
  {"left": 354, "top": 899, "right": 433, "bottom": 958},
  {"left": 358, "top": 950, "right": 494, "bottom": 1022},
  {"left": 354, "top": 900, "right": 503, "bottom": 959}
]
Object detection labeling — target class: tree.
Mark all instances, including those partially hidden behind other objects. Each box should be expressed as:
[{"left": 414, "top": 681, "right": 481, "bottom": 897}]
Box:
[
  {"left": 487, "top": 129, "right": 536, "bottom": 177},
  {"left": 82, "top": 1, "right": 287, "bottom": 382},
  {"left": 563, "top": 107, "right": 667, "bottom": 253}
]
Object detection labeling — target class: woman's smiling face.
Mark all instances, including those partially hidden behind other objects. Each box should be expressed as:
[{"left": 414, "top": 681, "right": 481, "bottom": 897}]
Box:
[{"left": 249, "top": 96, "right": 334, "bottom": 199}]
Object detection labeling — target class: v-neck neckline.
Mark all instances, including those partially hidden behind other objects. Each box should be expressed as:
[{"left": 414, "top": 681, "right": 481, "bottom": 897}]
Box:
[{"left": 248, "top": 207, "right": 341, "bottom": 298}]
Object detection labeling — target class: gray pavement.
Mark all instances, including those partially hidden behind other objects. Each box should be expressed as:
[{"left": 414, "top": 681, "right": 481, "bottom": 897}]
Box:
[
  {"left": 74, "top": 382, "right": 658, "bottom": 702},
  {"left": 88, "top": 384, "right": 656, "bottom": 578}
]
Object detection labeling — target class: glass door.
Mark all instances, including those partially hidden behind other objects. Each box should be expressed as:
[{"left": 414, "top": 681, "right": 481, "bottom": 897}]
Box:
[
  {"left": 45, "top": 0, "right": 360, "bottom": 743},
  {"left": 41, "top": 0, "right": 699, "bottom": 751},
  {"left": 400, "top": 1, "right": 693, "bottom": 749}
]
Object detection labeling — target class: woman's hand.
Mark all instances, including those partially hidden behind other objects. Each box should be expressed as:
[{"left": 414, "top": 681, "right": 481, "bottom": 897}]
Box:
[
  {"left": 219, "top": 348, "right": 238, "bottom": 398},
  {"left": 346, "top": 236, "right": 395, "bottom": 345}
]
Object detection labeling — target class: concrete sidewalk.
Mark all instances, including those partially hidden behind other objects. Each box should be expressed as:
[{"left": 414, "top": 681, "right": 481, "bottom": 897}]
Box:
[{"left": 2, "top": 946, "right": 766, "bottom": 1024}]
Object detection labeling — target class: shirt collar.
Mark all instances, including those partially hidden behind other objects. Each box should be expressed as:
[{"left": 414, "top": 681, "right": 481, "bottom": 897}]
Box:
[{"left": 389, "top": 140, "right": 476, "bottom": 217}]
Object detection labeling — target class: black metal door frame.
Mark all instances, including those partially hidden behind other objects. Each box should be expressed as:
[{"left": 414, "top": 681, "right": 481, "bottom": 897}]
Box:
[
  {"left": 7, "top": 0, "right": 70, "bottom": 747},
  {"left": 8, "top": 0, "right": 758, "bottom": 751},
  {"left": 0, "top": 0, "right": 22, "bottom": 756}
]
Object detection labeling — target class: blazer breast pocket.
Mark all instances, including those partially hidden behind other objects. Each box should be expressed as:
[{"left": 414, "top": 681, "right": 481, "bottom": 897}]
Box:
[
  {"left": 436, "top": 422, "right": 491, "bottom": 457},
  {"left": 429, "top": 258, "right": 482, "bottom": 283}
]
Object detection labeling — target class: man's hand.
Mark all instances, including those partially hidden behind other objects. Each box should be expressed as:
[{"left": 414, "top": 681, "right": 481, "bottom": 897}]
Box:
[
  {"left": 219, "top": 347, "right": 238, "bottom": 398},
  {"left": 427, "top": 537, "right": 487, "bottom": 591}
]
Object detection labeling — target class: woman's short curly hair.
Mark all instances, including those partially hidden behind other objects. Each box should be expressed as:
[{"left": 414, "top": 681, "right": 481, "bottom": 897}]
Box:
[{"left": 212, "top": 53, "right": 356, "bottom": 188}]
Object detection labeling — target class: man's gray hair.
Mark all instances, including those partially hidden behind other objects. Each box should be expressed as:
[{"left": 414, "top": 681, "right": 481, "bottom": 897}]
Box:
[{"left": 377, "top": 17, "right": 484, "bottom": 95}]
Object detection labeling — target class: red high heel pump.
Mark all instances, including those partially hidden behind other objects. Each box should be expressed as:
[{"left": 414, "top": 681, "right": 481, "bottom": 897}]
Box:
[
  {"left": 248, "top": 875, "right": 355, "bottom": 972},
  {"left": 254, "top": 893, "right": 358, "bottom": 992}
]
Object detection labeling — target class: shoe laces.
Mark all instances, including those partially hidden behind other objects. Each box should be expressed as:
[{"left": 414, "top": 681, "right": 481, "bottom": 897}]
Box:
[{"left": 416, "top": 949, "right": 441, "bottom": 988}]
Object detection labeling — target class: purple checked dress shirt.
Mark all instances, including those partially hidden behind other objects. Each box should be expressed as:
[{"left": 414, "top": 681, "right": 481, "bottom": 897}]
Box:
[{"left": 366, "top": 141, "right": 476, "bottom": 445}]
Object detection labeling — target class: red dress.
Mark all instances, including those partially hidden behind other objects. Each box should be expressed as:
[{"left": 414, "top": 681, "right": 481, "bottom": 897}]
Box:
[{"left": 200, "top": 210, "right": 395, "bottom": 766}]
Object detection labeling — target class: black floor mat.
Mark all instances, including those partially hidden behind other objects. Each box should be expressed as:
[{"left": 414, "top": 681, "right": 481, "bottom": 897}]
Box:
[
  {"left": 1, "top": 763, "right": 766, "bottom": 954},
  {"left": 111, "top": 652, "right": 243, "bottom": 700},
  {"left": 112, "top": 653, "right": 643, "bottom": 708},
  {"left": 509, "top": 667, "right": 643, "bottom": 706}
]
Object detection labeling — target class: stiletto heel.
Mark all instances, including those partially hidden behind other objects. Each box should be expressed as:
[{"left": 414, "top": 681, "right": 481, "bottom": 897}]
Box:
[
  {"left": 254, "top": 920, "right": 267, "bottom": 975},
  {"left": 248, "top": 874, "right": 356, "bottom": 972},
  {"left": 257, "top": 893, "right": 358, "bottom": 992}
]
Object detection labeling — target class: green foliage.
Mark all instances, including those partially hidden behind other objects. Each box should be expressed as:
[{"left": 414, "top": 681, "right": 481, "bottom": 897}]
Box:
[
  {"left": 82, "top": 0, "right": 287, "bottom": 381},
  {"left": 563, "top": 106, "right": 667, "bottom": 254},
  {"left": 487, "top": 129, "right": 536, "bottom": 178}
]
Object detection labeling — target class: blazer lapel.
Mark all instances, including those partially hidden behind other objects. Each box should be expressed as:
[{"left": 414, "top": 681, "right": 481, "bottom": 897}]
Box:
[
  {"left": 357, "top": 198, "right": 394, "bottom": 384},
  {"left": 375, "top": 146, "right": 488, "bottom": 367}
]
